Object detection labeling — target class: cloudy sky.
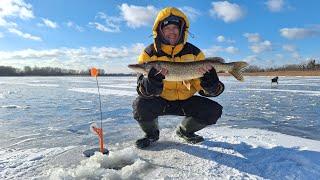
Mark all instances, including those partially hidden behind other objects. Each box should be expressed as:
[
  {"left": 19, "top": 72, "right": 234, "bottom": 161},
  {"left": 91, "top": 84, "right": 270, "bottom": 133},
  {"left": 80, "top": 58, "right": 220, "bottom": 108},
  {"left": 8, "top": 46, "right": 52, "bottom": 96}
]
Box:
[{"left": 1, "top": 0, "right": 319, "bottom": 73}]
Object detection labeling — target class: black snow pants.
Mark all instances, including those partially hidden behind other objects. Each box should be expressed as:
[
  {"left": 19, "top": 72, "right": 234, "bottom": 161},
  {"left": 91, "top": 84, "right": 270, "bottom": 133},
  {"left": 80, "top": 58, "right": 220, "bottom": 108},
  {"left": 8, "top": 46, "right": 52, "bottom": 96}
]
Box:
[{"left": 132, "top": 95, "right": 223, "bottom": 125}]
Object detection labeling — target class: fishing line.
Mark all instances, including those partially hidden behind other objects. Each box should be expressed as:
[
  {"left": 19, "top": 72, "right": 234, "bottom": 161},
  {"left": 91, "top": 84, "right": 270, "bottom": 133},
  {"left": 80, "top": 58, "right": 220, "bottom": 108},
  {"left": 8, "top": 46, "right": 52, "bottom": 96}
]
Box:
[{"left": 95, "top": 76, "right": 103, "bottom": 130}]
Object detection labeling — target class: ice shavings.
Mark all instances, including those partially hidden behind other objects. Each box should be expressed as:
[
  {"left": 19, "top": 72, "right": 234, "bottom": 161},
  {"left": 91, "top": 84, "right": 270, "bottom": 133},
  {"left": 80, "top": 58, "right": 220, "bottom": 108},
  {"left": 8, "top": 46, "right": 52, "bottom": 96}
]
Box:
[
  {"left": 0, "top": 146, "right": 75, "bottom": 179},
  {"left": 49, "top": 148, "right": 149, "bottom": 179}
]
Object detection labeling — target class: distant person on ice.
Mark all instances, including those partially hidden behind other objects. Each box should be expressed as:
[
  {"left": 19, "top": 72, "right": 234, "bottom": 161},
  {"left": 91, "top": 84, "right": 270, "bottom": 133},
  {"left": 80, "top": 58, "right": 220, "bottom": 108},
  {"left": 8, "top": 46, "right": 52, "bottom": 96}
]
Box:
[{"left": 132, "top": 7, "right": 224, "bottom": 149}]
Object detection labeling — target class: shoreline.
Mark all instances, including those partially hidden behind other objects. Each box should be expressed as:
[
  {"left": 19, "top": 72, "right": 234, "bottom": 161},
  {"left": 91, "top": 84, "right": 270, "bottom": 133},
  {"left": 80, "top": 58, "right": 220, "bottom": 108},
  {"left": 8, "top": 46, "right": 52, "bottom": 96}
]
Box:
[
  {"left": 220, "top": 70, "right": 320, "bottom": 76},
  {"left": 0, "top": 70, "right": 320, "bottom": 77}
]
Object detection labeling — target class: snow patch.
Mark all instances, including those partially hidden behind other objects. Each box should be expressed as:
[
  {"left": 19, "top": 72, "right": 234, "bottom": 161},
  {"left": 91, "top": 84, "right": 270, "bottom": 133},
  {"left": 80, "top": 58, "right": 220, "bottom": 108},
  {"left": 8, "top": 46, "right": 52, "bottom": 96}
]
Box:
[
  {"left": 0, "top": 82, "right": 59, "bottom": 87},
  {"left": 240, "top": 88, "right": 320, "bottom": 96},
  {"left": 0, "top": 105, "right": 30, "bottom": 109},
  {"left": 27, "top": 83, "right": 59, "bottom": 87},
  {"left": 100, "top": 84, "right": 136, "bottom": 89},
  {"left": 73, "top": 107, "right": 91, "bottom": 111},
  {"left": 69, "top": 88, "right": 136, "bottom": 96}
]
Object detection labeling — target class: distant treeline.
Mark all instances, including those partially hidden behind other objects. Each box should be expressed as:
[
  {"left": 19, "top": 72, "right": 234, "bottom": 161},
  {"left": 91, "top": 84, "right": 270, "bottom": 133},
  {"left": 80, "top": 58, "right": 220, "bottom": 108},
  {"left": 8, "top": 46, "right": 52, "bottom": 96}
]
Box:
[
  {"left": 0, "top": 66, "right": 136, "bottom": 76},
  {"left": 0, "top": 59, "right": 319, "bottom": 76},
  {"left": 245, "top": 59, "right": 320, "bottom": 73},
  {"left": 0, "top": 66, "right": 90, "bottom": 76}
]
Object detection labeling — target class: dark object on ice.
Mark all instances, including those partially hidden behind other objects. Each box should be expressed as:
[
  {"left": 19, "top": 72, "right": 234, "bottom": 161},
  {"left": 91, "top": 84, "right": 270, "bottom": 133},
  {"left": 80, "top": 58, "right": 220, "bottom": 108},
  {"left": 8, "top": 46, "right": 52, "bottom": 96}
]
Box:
[
  {"left": 83, "top": 148, "right": 109, "bottom": 157},
  {"left": 271, "top": 76, "right": 279, "bottom": 84}
]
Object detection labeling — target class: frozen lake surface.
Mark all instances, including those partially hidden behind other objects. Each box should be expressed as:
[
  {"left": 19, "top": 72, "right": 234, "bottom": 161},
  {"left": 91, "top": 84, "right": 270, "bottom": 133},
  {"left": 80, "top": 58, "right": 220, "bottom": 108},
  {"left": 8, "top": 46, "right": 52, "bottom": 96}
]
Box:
[
  {"left": 0, "top": 76, "right": 320, "bottom": 179},
  {"left": 1, "top": 76, "right": 319, "bottom": 146}
]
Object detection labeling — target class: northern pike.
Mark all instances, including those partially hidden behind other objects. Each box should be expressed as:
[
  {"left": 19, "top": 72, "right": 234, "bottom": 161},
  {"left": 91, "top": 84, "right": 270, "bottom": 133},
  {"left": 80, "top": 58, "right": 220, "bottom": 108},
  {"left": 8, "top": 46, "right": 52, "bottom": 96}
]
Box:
[{"left": 128, "top": 57, "right": 249, "bottom": 82}]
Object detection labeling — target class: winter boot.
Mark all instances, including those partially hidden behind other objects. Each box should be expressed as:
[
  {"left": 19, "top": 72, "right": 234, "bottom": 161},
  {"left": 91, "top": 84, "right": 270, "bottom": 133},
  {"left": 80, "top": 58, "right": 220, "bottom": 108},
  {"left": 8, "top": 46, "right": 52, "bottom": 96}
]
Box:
[
  {"left": 176, "top": 117, "right": 207, "bottom": 144},
  {"left": 135, "top": 119, "right": 159, "bottom": 149}
]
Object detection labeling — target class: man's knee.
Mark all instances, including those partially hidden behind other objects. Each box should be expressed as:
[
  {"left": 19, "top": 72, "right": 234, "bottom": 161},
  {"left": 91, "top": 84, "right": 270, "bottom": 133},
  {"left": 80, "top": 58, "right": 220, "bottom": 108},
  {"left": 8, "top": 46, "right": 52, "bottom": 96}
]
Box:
[
  {"left": 199, "top": 101, "right": 223, "bottom": 125},
  {"left": 207, "top": 102, "right": 223, "bottom": 125},
  {"left": 132, "top": 96, "right": 164, "bottom": 122},
  {"left": 132, "top": 97, "right": 151, "bottom": 121}
]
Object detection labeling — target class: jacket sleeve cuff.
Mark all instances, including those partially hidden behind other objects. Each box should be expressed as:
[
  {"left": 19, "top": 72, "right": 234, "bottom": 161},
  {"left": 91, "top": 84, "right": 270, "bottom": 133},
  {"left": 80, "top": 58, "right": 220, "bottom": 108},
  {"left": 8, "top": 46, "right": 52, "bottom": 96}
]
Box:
[
  {"left": 137, "top": 85, "right": 154, "bottom": 98},
  {"left": 136, "top": 74, "right": 163, "bottom": 97},
  {"left": 199, "top": 81, "right": 224, "bottom": 97}
]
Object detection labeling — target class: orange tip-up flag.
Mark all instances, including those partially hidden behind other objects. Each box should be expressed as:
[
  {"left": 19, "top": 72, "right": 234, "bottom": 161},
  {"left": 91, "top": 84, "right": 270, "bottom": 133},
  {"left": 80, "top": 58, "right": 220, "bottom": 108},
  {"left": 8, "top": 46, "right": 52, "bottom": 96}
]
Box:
[
  {"left": 90, "top": 67, "right": 99, "bottom": 77},
  {"left": 90, "top": 123, "right": 105, "bottom": 153}
]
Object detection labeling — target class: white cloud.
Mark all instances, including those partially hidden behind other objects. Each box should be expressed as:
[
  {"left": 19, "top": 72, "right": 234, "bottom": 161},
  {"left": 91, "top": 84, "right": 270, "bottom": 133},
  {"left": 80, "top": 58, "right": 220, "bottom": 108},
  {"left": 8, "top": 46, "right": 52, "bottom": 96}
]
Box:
[
  {"left": 178, "top": 6, "right": 201, "bottom": 21},
  {"left": 216, "top": 35, "right": 235, "bottom": 43},
  {"left": 225, "top": 46, "right": 239, "bottom": 54},
  {"left": 91, "top": 47, "right": 129, "bottom": 59},
  {"left": 266, "top": 0, "right": 284, "bottom": 12},
  {"left": 243, "top": 33, "right": 261, "bottom": 43},
  {"left": 0, "top": 0, "right": 34, "bottom": 27},
  {"left": 280, "top": 27, "right": 320, "bottom": 39},
  {"left": 119, "top": 3, "right": 158, "bottom": 28},
  {"left": 282, "top": 44, "right": 296, "bottom": 52},
  {"left": 203, "top": 46, "right": 223, "bottom": 57},
  {"left": 0, "top": 0, "right": 42, "bottom": 40},
  {"left": 66, "top": 21, "right": 84, "bottom": 32},
  {"left": 203, "top": 45, "right": 239, "bottom": 56},
  {"left": 244, "top": 33, "right": 272, "bottom": 54},
  {"left": 130, "top": 43, "right": 145, "bottom": 54},
  {"left": 244, "top": 55, "right": 259, "bottom": 63},
  {"left": 89, "top": 12, "right": 121, "bottom": 33},
  {"left": 0, "top": 43, "right": 145, "bottom": 73},
  {"left": 8, "top": 28, "right": 41, "bottom": 41},
  {"left": 292, "top": 52, "right": 300, "bottom": 59},
  {"left": 210, "top": 1, "right": 245, "bottom": 23},
  {"left": 282, "top": 44, "right": 301, "bottom": 59},
  {"left": 275, "top": 53, "right": 284, "bottom": 59},
  {"left": 250, "top": 40, "right": 272, "bottom": 53},
  {"left": 89, "top": 22, "right": 118, "bottom": 33},
  {"left": 0, "top": 18, "right": 17, "bottom": 27},
  {"left": 4, "top": 48, "right": 64, "bottom": 59},
  {"left": 40, "top": 18, "right": 58, "bottom": 29},
  {"left": 217, "top": 35, "right": 225, "bottom": 42}
]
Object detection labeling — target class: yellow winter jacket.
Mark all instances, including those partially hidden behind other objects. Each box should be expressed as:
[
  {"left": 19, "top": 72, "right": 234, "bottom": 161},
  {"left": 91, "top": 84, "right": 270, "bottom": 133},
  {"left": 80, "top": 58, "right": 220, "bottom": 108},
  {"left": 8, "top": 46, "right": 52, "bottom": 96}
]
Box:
[{"left": 137, "top": 7, "right": 207, "bottom": 101}]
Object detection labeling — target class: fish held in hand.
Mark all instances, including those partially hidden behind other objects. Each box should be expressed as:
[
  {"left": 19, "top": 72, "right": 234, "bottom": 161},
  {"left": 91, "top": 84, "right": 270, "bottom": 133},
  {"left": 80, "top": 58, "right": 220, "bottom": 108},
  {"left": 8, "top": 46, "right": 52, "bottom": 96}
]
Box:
[{"left": 128, "top": 57, "right": 249, "bottom": 81}]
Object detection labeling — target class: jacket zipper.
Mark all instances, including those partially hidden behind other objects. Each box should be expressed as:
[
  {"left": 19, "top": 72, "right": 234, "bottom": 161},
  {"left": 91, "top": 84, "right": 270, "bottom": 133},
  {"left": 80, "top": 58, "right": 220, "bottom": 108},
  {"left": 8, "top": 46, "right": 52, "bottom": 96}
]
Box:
[{"left": 171, "top": 46, "right": 175, "bottom": 61}]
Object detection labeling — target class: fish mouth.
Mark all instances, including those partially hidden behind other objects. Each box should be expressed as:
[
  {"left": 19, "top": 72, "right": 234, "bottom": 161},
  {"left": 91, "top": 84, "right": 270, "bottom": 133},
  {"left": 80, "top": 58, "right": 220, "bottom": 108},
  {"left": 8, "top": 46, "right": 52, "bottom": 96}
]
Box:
[
  {"left": 128, "top": 64, "right": 141, "bottom": 69},
  {"left": 128, "top": 63, "right": 147, "bottom": 74}
]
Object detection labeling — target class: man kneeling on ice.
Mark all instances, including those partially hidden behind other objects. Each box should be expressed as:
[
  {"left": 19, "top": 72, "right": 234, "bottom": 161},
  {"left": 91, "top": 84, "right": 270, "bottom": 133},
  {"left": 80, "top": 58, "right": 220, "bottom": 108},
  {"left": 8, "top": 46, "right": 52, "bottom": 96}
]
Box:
[{"left": 132, "top": 7, "right": 224, "bottom": 149}]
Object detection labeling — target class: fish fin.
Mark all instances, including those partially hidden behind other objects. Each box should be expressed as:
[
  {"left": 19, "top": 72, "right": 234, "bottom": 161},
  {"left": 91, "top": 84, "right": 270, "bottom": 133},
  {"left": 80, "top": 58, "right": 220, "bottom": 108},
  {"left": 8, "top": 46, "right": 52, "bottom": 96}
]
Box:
[
  {"left": 229, "top": 62, "right": 248, "bottom": 81},
  {"left": 183, "top": 80, "right": 191, "bottom": 90},
  {"left": 155, "top": 69, "right": 162, "bottom": 76},
  {"left": 205, "top": 57, "right": 225, "bottom": 63}
]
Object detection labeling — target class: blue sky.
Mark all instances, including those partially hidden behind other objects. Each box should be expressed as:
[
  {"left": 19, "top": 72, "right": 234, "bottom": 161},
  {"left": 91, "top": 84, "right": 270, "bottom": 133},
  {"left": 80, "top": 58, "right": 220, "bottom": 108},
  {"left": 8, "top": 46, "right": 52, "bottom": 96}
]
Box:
[{"left": 1, "top": 0, "right": 320, "bottom": 73}]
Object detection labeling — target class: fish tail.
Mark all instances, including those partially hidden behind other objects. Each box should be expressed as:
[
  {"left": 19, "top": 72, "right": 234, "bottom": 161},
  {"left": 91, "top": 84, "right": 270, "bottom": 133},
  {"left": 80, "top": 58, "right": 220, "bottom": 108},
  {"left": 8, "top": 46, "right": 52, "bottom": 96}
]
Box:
[{"left": 229, "top": 62, "right": 248, "bottom": 81}]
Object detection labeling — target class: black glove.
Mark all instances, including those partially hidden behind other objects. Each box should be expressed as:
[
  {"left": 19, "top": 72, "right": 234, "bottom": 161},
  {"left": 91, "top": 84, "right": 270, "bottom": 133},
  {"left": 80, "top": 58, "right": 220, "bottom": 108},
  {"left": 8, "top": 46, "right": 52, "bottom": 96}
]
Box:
[
  {"left": 138, "top": 67, "right": 164, "bottom": 96},
  {"left": 200, "top": 68, "right": 219, "bottom": 94}
]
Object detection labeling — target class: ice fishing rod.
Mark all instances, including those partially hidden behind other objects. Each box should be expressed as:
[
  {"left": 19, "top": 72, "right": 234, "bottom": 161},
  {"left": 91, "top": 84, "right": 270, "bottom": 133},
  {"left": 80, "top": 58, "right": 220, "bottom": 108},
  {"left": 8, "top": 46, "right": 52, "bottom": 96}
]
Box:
[
  {"left": 93, "top": 68, "right": 103, "bottom": 130},
  {"left": 83, "top": 67, "right": 109, "bottom": 157}
]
